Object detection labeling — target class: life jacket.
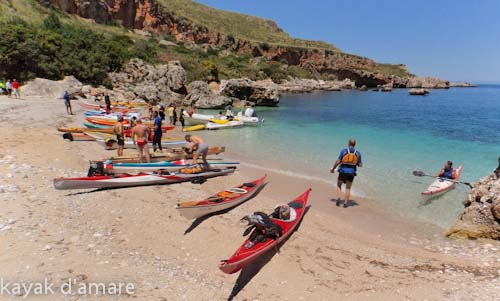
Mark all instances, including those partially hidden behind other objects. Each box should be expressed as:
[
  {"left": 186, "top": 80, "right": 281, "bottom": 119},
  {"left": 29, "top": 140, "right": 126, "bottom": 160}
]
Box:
[
  {"left": 442, "top": 167, "right": 454, "bottom": 179},
  {"left": 242, "top": 212, "right": 282, "bottom": 246},
  {"left": 341, "top": 148, "right": 359, "bottom": 166}
]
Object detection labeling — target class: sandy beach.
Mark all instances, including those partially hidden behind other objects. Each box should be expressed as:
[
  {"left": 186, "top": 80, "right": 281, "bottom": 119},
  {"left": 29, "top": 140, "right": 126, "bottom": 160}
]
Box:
[{"left": 1, "top": 95, "right": 499, "bottom": 300}]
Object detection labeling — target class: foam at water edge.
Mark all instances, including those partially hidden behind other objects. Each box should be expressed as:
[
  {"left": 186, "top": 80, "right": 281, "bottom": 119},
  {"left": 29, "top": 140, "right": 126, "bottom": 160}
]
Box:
[{"left": 238, "top": 161, "right": 367, "bottom": 198}]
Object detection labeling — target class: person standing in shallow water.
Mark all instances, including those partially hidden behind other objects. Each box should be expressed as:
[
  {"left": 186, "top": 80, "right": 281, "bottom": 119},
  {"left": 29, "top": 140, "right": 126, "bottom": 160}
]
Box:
[{"left": 330, "top": 138, "right": 362, "bottom": 208}]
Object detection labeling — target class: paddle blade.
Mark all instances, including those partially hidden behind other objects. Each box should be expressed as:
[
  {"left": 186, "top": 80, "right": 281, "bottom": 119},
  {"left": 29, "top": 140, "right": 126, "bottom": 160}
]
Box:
[
  {"left": 242, "top": 225, "right": 255, "bottom": 237},
  {"left": 412, "top": 170, "right": 426, "bottom": 177}
]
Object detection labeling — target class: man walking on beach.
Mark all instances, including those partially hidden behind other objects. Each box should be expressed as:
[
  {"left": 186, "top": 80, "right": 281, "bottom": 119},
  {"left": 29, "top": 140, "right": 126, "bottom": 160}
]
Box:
[
  {"left": 330, "top": 138, "right": 362, "bottom": 208},
  {"left": 152, "top": 111, "right": 163, "bottom": 152},
  {"left": 63, "top": 91, "right": 73, "bottom": 115},
  {"left": 113, "top": 115, "right": 125, "bottom": 157},
  {"left": 185, "top": 134, "right": 209, "bottom": 170},
  {"left": 12, "top": 79, "right": 20, "bottom": 98},
  {"left": 131, "top": 119, "right": 151, "bottom": 163}
]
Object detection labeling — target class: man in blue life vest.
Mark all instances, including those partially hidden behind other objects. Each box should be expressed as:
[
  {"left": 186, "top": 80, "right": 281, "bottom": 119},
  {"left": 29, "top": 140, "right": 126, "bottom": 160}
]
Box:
[
  {"left": 330, "top": 138, "right": 362, "bottom": 208},
  {"left": 436, "top": 161, "right": 455, "bottom": 179}
]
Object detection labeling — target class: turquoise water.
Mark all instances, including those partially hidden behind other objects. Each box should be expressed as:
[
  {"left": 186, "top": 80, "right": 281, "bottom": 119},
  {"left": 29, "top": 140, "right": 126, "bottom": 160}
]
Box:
[{"left": 200, "top": 86, "right": 500, "bottom": 227}]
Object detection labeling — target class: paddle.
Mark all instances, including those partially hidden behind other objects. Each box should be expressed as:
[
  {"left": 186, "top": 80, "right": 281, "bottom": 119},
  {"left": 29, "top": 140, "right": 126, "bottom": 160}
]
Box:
[{"left": 412, "top": 170, "right": 473, "bottom": 188}]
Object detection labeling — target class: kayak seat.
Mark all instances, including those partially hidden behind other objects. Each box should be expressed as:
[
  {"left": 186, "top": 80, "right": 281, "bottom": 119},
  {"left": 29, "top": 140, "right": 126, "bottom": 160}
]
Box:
[
  {"left": 207, "top": 196, "right": 224, "bottom": 203},
  {"left": 243, "top": 183, "right": 256, "bottom": 187},
  {"left": 288, "top": 201, "right": 303, "bottom": 209}
]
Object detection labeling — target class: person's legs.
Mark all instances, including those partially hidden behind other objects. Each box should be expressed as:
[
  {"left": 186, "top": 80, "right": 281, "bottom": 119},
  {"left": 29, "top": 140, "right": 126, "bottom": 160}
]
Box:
[
  {"left": 336, "top": 179, "right": 343, "bottom": 205},
  {"left": 344, "top": 180, "right": 353, "bottom": 207},
  {"left": 202, "top": 152, "right": 209, "bottom": 170},
  {"left": 143, "top": 144, "right": 151, "bottom": 163},
  {"left": 137, "top": 145, "right": 145, "bottom": 162},
  {"left": 69, "top": 103, "right": 73, "bottom": 115},
  {"left": 117, "top": 145, "right": 123, "bottom": 157}
]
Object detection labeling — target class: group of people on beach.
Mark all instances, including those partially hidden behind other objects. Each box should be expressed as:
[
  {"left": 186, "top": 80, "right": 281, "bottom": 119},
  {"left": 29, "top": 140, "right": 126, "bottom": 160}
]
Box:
[
  {"left": 110, "top": 101, "right": 209, "bottom": 169},
  {"left": 148, "top": 103, "right": 186, "bottom": 127},
  {"left": 0, "top": 79, "right": 21, "bottom": 98}
]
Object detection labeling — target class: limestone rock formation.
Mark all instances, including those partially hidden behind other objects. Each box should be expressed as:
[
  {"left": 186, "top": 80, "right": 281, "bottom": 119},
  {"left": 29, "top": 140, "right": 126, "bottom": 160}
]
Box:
[
  {"left": 108, "top": 59, "right": 186, "bottom": 104},
  {"left": 409, "top": 88, "right": 430, "bottom": 95},
  {"left": 21, "top": 76, "right": 82, "bottom": 98},
  {"left": 407, "top": 76, "right": 450, "bottom": 89},
  {"left": 39, "top": 0, "right": 412, "bottom": 87},
  {"left": 278, "top": 78, "right": 354, "bottom": 93},
  {"left": 183, "top": 81, "right": 232, "bottom": 109},
  {"left": 447, "top": 174, "right": 500, "bottom": 240},
  {"left": 220, "top": 79, "right": 280, "bottom": 106}
]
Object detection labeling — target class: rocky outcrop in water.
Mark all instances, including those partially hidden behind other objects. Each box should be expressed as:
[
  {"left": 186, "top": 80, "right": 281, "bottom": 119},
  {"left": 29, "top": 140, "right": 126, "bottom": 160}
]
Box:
[
  {"left": 450, "top": 82, "right": 478, "bottom": 88},
  {"left": 219, "top": 79, "right": 280, "bottom": 106},
  {"left": 406, "top": 76, "right": 450, "bottom": 89},
  {"left": 108, "top": 58, "right": 186, "bottom": 103},
  {"left": 447, "top": 174, "right": 500, "bottom": 240},
  {"left": 408, "top": 88, "right": 429, "bottom": 95},
  {"left": 183, "top": 81, "right": 232, "bottom": 109},
  {"left": 277, "top": 78, "right": 355, "bottom": 93}
]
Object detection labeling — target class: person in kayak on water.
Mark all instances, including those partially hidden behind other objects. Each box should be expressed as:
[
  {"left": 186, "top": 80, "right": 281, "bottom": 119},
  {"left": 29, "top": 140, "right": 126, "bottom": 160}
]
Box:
[
  {"left": 152, "top": 111, "right": 163, "bottom": 153},
  {"left": 330, "top": 138, "right": 363, "bottom": 208},
  {"left": 132, "top": 119, "right": 151, "bottom": 163},
  {"left": 113, "top": 115, "right": 125, "bottom": 156},
  {"left": 185, "top": 134, "right": 209, "bottom": 170},
  {"left": 436, "top": 161, "right": 455, "bottom": 179}
]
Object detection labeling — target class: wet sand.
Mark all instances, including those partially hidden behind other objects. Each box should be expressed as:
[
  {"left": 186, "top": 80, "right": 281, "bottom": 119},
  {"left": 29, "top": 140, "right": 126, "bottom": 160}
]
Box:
[{"left": 0, "top": 95, "right": 499, "bottom": 300}]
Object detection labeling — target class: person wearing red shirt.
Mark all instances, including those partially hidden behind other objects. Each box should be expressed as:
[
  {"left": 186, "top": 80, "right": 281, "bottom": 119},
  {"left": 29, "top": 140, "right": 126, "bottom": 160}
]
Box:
[{"left": 12, "top": 79, "right": 20, "bottom": 99}]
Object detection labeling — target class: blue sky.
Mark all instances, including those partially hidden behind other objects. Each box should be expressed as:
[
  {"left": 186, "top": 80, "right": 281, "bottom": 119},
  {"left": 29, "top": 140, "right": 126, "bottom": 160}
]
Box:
[{"left": 196, "top": 0, "right": 500, "bottom": 82}]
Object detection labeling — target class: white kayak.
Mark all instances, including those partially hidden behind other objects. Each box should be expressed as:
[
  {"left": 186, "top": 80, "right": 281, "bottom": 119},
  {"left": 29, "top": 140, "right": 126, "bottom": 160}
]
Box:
[
  {"left": 95, "top": 139, "right": 185, "bottom": 150},
  {"left": 421, "top": 164, "right": 463, "bottom": 200},
  {"left": 206, "top": 120, "right": 244, "bottom": 130},
  {"left": 106, "top": 159, "right": 239, "bottom": 174},
  {"left": 53, "top": 168, "right": 236, "bottom": 190}
]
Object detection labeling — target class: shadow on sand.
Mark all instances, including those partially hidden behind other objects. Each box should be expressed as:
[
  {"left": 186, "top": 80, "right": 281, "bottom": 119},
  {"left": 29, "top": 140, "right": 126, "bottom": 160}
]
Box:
[
  {"left": 226, "top": 205, "right": 311, "bottom": 301},
  {"left": 329, "top": 198, "right": 359, "bottom": 208},
  {"left": 184, "top": 183, "right": 268, "bottom": 235}
]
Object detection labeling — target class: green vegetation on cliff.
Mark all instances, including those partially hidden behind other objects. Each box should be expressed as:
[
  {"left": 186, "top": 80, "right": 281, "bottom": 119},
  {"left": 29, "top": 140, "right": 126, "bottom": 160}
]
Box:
[
  {"left": 0, "top": 0, "right": 411, "bottom": 85},
  {"left": 0, "top": 12, "right": 157, "bottom": 84},
  {"left": 161, "top": 0, "right": 337, "bottom": 51}
]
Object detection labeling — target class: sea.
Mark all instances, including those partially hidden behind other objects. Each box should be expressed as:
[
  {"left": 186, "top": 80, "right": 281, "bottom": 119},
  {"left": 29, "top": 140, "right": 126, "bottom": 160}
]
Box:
[{"left": 199, "top": 85, "right": 500, "bottom": 227}]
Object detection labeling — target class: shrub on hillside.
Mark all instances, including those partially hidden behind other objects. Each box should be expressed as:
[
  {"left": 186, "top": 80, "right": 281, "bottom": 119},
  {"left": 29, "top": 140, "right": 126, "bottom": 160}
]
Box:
[{"left": 0, "top": 13, "right": 157, "bottom": 85}]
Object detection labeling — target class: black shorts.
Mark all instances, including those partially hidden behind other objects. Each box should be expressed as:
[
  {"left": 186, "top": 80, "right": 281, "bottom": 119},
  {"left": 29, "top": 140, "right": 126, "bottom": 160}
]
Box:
[
  {"left": 338, "top": 172, "right": 355, "bottom": 183},
  {"left": 117, "top": 136, "right": 125, "bottom": 146}
]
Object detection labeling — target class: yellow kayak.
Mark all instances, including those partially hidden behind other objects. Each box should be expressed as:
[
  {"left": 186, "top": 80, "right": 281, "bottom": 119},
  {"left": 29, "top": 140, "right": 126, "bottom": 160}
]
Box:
[{"left": 183, "top": 124, "right": 206, "bottom": 132}]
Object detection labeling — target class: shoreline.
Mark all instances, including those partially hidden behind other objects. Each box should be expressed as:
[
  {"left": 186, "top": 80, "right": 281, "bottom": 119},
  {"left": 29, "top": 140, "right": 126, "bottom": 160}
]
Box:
[{"left": 1, "top": 95, "right": 499, "bottom": 300}]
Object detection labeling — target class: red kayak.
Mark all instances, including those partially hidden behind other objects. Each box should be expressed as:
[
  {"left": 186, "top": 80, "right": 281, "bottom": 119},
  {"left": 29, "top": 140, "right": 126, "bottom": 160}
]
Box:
[{"left": 219, "top": 188, "right": 311, "bottom": 274}]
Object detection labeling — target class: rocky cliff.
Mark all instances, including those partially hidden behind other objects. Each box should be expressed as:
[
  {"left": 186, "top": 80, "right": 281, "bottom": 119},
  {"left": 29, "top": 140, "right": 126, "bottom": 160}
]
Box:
[
  {"left": 39, "top": 0, "right": 411, "bottom": 87},
  {"left": 447, "top": 170, "right": 500, "bottom": 240}
]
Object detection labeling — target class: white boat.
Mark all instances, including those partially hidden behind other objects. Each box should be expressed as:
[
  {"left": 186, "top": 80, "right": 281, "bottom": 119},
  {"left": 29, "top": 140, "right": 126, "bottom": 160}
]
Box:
[
  {"left": 206, "top": 120, "right": 244, "bottom": 130},
  {"left": 421, "top": 164, "right": 463, "bottom": 200},
  {"left": 183, "top": 112, "right": 214, "bottom": 125},
  {"left": 235, "top": 112, "right": 264, "bottom": 125}
]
